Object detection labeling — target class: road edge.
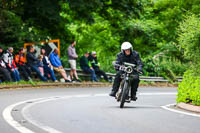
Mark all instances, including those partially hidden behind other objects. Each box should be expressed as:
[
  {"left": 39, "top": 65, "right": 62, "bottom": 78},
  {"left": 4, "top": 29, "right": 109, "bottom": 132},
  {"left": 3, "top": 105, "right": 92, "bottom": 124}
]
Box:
[
  {"left": 0, "top": 82, "right": 178, "bottom": 90},
  {"left": 177, "top": 102, "right": 200, "bottom": 113}
]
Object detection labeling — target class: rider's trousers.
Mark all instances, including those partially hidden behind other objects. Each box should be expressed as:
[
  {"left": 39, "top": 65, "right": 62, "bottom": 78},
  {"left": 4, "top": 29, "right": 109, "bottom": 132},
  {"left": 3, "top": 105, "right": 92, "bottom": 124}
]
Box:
[{"left": 112, "top": 71, "right": 140, "bottom": 96}]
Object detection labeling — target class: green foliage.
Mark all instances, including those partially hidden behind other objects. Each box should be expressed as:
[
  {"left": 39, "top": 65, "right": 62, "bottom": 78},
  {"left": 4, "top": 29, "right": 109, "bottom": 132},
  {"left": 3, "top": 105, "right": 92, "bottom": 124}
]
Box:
[
  {"left": 1, "top": 0, "right": 200, "bottom": 79},
  {"left": 0, "top": 80, "right": 44, "bottom": 85},
  {"left": 2, "top": 0, "right": 200, "bottom": 105},
  {"left": 177, "top": 70, "right": 200, "bottom": 106},
  {"left": 177, "top": 13, "right": 200, "bottom": 74},
  {"left": 60, "top": 12, "right": 120, "bottom": 72},
  {"left": 176, "top": 13, "right": 200, "bottom": 105},
  {"left": 123, "top": 19, "right": 163, "bottom": 54},
  {"left": 0, "top": 9, "right": 23, "bottom": 47}
]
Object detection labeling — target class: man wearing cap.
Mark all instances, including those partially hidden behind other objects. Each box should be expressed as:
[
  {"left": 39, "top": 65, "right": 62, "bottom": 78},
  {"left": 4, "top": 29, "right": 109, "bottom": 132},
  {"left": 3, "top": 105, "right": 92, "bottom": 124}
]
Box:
[
  {"left": 80, "top": 52, "right": 98, "bottom": 82},
  {"left": 89, "top": 51, "right": 109, "bottom": 82},
  {"left": 68, "top": 41, "right": 81, "bottom": 82}
]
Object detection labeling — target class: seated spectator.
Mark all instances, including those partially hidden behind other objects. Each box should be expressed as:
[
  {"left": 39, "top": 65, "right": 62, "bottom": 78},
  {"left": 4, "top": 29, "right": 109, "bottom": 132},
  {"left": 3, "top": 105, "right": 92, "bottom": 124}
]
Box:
[
  {"left": 0, "top": 47, "right": 12, "bottom": 82},
  {"left": 90, "top": 51, "right": 109, "bottom": 82},
  {"left": 68, "top": 41, "right": 81, "bottom": 82},
  {"left": 41, "top": 48, "right": 57, "bottom": 82},
  {"left": 26, "top": 46, "right": 47, "bottom": 81},
  {"left": 15, "top": 48, "right": 32, "bottom": 81},
  {"left": 80, "top": 51, "right": 98, "bottom": 82},
  {"left": 38, "top": 55, "right": 44, "bottom": 76},
  {"left": 49, "top": 48, "right": 71, "bottom": 82},
  {"left": 3, "top": 47, "right": 21, "bottom": 82},
  {"left": 0, "top": 47, "right": 4, "bottom": 59}
]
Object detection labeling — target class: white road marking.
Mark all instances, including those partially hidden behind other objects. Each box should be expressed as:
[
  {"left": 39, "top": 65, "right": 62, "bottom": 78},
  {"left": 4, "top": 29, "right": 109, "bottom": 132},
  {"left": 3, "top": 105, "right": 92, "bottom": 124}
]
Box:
[
  {"left": 2, "top": 98, "right": 46, "bottom": 133},
  {"left": 94, "top": 94, "right": 108, "bottom": 97},
  {"left": 21, "top": 97, "right": 70, "bottom": 133},
  {"left": 139, "top": 92, "right": 177, "bottom": 95},
  {"left": 161, "top": 103, "right": 200, "bottom": 118},
  {"left": 74, "top": 94, "right": 91, "bottom": 98},
  {"left": 2, "top": 92, "right": 185, "bottom": 133}
]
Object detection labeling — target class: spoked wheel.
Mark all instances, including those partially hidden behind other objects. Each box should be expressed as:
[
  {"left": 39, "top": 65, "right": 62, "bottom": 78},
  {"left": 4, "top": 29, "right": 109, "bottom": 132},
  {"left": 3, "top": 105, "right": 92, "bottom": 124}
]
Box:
[
  {"left": 120, "top": 81, "right": 129, "bottom": 108},
  {"left": 116, "top": 92, "right": 121, "bottom": 102},
  {"left": 116, "top": 81, "right": 124, "bottom": 102}
]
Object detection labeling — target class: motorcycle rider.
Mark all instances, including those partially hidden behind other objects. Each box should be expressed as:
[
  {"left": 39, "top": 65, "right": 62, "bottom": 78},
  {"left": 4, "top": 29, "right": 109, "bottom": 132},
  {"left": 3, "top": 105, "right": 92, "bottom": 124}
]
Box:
[{"left": 109, "top": 42, "right": 143, "bottom": 101}]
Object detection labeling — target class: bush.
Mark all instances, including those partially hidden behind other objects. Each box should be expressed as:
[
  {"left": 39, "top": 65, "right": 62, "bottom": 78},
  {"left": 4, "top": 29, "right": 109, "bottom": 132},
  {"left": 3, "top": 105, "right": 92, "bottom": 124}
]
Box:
[
  {"left": 177, "top": 13, "right": 200, "bottom": 73},
  {"left": 176, "top": 13, "right": 200, "bottom": 105},
  {"left": 177, "top": 70, "right": 200, "bottom": 105}
]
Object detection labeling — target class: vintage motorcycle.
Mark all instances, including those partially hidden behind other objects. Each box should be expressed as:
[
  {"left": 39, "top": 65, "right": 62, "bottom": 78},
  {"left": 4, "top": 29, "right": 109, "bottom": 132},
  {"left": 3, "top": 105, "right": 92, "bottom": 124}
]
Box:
[{"left": 112, "top": 62, "right": 142, "bottom": 108}]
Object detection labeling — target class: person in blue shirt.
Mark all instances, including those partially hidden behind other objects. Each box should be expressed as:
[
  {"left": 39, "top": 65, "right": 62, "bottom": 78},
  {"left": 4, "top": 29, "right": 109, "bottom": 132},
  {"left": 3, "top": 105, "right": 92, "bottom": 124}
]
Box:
[{"left": 49, "top": 48, "right": 71, "bottom": 82}]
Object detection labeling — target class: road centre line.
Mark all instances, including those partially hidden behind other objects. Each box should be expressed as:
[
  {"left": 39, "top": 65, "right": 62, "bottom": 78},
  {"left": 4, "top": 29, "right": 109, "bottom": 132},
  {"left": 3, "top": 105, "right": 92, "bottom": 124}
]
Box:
[{"left": 2, "top": 92, "right": 179, "bottom": 133}]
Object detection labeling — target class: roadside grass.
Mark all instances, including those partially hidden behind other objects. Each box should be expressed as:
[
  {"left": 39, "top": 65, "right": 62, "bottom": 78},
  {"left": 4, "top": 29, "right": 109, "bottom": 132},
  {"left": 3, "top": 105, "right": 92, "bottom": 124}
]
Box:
[
  {"left": 0, "top": 80, "right": 179, "bottom": 89},
  {"left": 0, "top": 80, "right": 44, "bottom": 86}
]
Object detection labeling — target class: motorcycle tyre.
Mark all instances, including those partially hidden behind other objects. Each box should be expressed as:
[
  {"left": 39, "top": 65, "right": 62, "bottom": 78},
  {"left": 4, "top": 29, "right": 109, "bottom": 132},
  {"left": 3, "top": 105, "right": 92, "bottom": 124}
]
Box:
[{"left": 120, "top": 81, "right": 129, "bottom": 108}]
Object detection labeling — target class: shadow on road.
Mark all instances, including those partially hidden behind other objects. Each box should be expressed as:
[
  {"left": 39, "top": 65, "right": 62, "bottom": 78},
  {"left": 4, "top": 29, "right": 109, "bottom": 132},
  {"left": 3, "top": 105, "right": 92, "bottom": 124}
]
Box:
[{"left": 108, "top": 105, "right": 160, "bottom": 109}]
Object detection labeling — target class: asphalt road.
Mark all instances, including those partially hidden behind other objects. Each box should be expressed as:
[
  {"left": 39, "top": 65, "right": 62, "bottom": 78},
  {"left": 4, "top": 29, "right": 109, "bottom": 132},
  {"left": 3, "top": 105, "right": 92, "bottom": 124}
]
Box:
[{"left": 0, "top": 86, "right": 199, "bottom": 133}]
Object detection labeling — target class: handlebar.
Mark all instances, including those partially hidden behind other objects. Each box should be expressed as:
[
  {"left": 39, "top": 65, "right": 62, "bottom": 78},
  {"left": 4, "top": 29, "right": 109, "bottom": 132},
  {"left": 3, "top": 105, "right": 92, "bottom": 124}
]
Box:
[{"left": 112, "top": 61, "right": 143, "bottom": 74}]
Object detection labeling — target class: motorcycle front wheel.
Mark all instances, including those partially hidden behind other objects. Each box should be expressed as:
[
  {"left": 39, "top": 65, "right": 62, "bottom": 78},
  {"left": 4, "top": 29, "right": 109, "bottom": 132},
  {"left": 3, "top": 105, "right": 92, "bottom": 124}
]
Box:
[{"left": 120, "top": 81, "right": 129, "bottom": 108}]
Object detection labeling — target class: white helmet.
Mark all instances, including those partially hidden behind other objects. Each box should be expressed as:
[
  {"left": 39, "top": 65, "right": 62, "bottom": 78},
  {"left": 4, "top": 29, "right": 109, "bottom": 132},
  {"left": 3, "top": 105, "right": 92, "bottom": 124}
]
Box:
[{"left": 121, "top": 42, "right": 132, "bottom": 52}]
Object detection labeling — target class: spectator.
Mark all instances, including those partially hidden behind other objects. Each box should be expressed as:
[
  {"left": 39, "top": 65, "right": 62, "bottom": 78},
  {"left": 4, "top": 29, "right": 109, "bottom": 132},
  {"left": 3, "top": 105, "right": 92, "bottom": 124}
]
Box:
[
  {"left": 3, "top": 47, "right": 21, "bottom": 82},
  {"left": 26, "top": 46, "right": 47, "bottom": 81},
  {"left": 49, "top": 48, "right": 71, "bottom": 82},
  {"left": 38, "top": 55, "right": 44, "bottom": 76},
  {"left": 90, "top": 51, "right": 109, "bottom": 82},
  {"left": 0, "top": 47, "right": 4, "bottom": 59},
  {"left": 80, "top": 51, "right": 98, "bottom": 82},
  {"left": 15, "top": 48, "right": 32, "bottom": 81},
  {"left": 0, "top": 47, "right": 12, "bottom": 82},
  {"left": 68, "top": 41, "right": 81, "bottom": 82},
  {"left": 41, "top": 48, "right": 57, "bottom": 82}
]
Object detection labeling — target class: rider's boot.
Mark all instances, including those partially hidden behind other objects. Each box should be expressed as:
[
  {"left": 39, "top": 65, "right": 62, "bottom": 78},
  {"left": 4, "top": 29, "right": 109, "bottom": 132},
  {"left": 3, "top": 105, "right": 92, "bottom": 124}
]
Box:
[
  {"left": 131, "top": 95, "right": 137, "bottom": 101},
  {"left": 125, "top": 96, "right": 131, "bottom": 103},
  {"left": 109, "top": 91, "right": 117, "bottom": 97}
]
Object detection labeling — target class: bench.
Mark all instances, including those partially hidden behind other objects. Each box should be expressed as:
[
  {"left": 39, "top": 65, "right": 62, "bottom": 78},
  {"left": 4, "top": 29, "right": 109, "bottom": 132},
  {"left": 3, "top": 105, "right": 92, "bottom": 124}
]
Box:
[
  {"left": 64, "top": 68, "right": 182, "bottom": 82},
  {"left": 0, "top": 67, "right": 183, "bottom": 82}
]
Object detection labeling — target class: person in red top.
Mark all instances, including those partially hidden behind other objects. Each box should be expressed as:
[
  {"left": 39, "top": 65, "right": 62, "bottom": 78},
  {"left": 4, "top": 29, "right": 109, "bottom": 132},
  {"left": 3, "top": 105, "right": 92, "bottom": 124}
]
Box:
[
  {"left": 3, "top": 47, "right": 21, "bottom": 82},
  {"left": 15, "top": 48, "right": 32, "bottom": 81}
]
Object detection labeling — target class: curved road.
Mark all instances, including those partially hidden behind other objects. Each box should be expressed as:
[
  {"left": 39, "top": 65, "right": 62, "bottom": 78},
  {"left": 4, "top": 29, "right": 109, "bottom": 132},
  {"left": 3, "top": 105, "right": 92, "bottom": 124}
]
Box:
[{"left": 0, "top": 87, "right": 199, "bottom": 133}]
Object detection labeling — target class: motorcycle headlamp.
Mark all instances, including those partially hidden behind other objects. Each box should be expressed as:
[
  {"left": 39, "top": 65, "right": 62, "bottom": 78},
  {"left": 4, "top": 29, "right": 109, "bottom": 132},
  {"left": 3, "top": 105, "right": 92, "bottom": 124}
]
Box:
[{"left": 126, "top": 66, "right": 133, "bottom": 74}]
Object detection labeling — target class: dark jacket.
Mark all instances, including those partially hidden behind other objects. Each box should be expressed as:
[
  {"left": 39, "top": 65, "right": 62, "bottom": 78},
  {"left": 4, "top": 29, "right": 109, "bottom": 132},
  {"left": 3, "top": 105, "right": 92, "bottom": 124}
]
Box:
[
  {"left": 26, "top": 52, "right": 39, "bottom": 66},
  {"left": 0, "top": 51, "right": 4, "bottom": 60},
  {"left": 89, "top": 56, "right": 99, "bottom": 70},
  {"left": 42, "top": 56, "right": 50, "bottom": 66},
  {"left": 115, "top": 50, "right": 143, "bottom": 71},
  {"left": 80, "top": 56, "right": 90, "bottom": 69}
]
